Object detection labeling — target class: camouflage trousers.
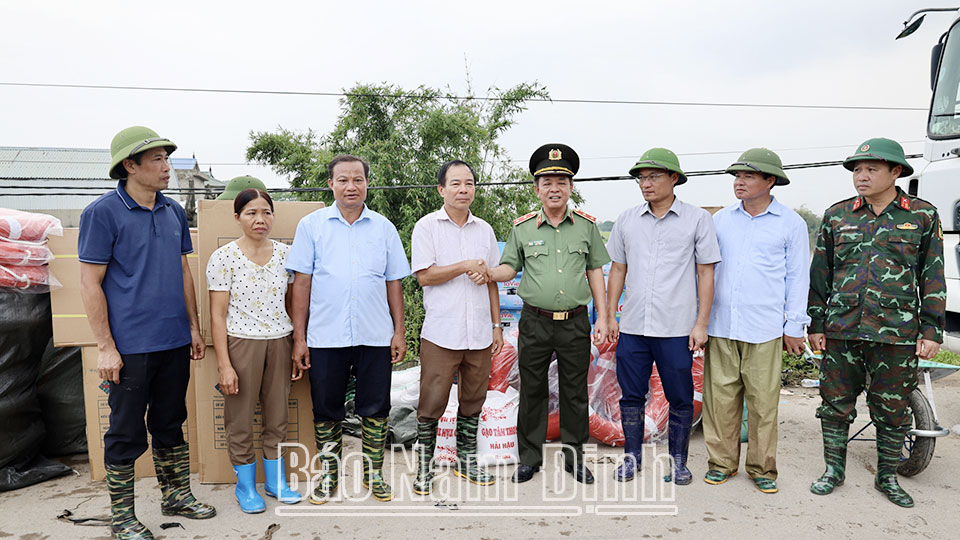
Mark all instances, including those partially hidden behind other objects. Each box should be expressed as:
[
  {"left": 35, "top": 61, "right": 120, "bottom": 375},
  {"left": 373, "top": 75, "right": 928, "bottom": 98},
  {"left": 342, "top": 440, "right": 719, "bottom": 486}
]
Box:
[{"left": 816, "top": 339, "right": 918, "bottom": 430}]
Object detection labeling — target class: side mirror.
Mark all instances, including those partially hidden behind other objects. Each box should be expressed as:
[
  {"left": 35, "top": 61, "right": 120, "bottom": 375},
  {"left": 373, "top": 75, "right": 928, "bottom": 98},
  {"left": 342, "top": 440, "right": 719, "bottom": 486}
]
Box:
[
  {"left": 898, "top": 14, "right": 926, "bottom": 39},
  {"left": 932, "top": 42, "right": 945, "bottom": 91}
]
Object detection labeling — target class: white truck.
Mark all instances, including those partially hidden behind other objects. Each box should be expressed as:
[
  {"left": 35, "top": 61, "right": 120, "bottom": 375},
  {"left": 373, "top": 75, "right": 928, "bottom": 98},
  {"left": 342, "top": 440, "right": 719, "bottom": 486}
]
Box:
[{"left": 899, "top": 7, "right": 960, "bottom": 352}]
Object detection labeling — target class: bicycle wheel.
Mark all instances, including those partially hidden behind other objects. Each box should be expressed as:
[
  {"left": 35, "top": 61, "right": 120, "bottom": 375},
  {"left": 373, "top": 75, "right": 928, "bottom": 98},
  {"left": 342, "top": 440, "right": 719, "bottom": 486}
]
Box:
[{"left": 898, "top": 388, "right": 936, "bottom": 477}]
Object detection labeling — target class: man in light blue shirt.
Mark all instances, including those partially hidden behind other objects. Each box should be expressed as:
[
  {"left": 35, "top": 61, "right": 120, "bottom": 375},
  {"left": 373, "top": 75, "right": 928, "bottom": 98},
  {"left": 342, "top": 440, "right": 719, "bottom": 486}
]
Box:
[
  {"left": 286, "top": 154, "right": 411, "bottom": 504},
  {"left": 702, "top": 148, "right": 810, "bottom": 494}
]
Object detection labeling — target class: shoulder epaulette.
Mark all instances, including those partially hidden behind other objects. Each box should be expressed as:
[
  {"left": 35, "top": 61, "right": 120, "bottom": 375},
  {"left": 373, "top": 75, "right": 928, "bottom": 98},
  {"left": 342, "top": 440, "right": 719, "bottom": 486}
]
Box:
[
  {"left": 573, "top": 208, "right": 597, "bottom": 223},
  {"left": 898, "top": 195, "right": 911, "bottom": 210},
  {"left": 513, "top": 211, "right": 538, "bottom": 226}
]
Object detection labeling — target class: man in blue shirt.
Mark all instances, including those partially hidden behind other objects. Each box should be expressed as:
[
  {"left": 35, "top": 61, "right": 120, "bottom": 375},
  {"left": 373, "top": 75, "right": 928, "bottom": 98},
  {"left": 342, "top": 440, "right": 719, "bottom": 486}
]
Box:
[
  {"left": 703, "top": 148, "right": 810, "bottom": 494},
  {"left": 79, "top": 126, "right": 214, "bottom": 540},
  {"left": 287, "top": 154, "right": 411, "bottom": 504}
]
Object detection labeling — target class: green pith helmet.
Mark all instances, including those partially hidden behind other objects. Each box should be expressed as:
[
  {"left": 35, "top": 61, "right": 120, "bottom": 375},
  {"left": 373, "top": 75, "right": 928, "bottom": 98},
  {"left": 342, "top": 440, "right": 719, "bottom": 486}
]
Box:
[
  {"left": 726, "top": 148, "right": 789, "bottom": 186},
  {"left": 628, "top": 147, "right": 687, "bottom": 185},
  {"left": 217, "top": 175, "right": 267, "bottom": 200},
  {"left": 843, "top": 138, "right": 914, "bottom": 177},
  {"left": 109, "top": 126, "right": 177, "bottom": 180}
]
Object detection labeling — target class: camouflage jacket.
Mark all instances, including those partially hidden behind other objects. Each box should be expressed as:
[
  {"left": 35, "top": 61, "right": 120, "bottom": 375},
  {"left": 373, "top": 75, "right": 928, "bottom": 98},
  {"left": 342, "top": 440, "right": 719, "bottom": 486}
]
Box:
[{"left": 808, "top": 187, "right": 945, "bottom": 344}]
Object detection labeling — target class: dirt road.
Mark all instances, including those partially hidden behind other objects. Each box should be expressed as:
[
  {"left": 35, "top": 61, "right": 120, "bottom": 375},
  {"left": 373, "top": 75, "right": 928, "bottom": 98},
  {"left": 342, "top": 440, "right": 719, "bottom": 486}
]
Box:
[{"left": 3, "top": 378, "right": 959, "bottom": 540}]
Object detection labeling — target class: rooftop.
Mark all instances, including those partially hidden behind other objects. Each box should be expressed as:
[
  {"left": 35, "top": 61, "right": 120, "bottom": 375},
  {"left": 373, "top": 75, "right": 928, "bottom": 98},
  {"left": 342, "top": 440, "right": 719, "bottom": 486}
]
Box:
[{"left": 0, "top": 146, "right": 110, "bottom": 180}]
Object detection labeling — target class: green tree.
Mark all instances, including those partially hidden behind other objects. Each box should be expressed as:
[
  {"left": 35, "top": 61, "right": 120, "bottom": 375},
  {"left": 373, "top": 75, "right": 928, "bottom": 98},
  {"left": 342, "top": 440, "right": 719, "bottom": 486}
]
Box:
[
  {"left": 793, "top": 205, "right": 822, "bottom": 252},
  {"left": 597, "top": 220, "right": 615, "bottom": 232},
  {"left": 247, "top": 82, "right": 554, "bottom": 361}
]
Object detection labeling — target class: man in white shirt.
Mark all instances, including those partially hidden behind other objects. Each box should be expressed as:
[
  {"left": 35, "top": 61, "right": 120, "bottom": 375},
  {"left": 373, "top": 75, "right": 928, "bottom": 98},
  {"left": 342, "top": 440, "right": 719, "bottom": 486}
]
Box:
[
  {"left": 409, "top": 160, "right": 504, "bottom": 495},
  {"left": 703, "top": 148, "right": 810, "bottom": 494}
]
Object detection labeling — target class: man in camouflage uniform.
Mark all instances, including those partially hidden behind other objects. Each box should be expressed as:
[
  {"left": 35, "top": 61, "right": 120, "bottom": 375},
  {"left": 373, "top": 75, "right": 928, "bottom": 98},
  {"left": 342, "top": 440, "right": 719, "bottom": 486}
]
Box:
[{"left": 807, "top": 138, "right": 945, "bottom": 508}]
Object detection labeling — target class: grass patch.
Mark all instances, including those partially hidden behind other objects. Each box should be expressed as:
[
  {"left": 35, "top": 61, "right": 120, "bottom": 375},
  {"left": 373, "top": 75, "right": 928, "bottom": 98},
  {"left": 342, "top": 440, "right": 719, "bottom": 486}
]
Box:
[
  {"left": 933, "top": 349, "right": 960, "bottom": 366},
  {"left": 781, "top": 352, "right": 818, "bottom": 386}
]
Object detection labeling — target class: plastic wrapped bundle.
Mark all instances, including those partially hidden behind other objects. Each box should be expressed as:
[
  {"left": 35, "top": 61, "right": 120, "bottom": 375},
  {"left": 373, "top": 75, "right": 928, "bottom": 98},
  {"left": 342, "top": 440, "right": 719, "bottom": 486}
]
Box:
[
  {"left": 0, "top": 238, "right": 55, "bottom": 266},
  {"left": 488, "top": 327, "right": 520, "bottom": 392},
  {"left": 0, "top": 264, "right": 60, "bottom": 291},
  {"left": 0, "top": 208, "right": 63, "bottom": 242}
]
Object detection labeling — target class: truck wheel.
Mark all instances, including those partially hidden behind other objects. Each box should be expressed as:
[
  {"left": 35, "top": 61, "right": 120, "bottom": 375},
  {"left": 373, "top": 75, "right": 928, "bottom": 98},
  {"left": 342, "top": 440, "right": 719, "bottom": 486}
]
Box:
[{"left": 897, "top": 388, "right": 936, "bottom": 477}]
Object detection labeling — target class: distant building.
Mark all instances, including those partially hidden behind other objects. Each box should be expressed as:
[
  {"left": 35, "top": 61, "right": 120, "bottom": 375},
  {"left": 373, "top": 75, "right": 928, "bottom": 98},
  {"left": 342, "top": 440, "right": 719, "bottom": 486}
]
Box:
[
  {"left": 0, "top": 147, "right": 223, "bottom": 227},
  {"left": 172, "top": 156, "right": 225, "bottom": 225}
]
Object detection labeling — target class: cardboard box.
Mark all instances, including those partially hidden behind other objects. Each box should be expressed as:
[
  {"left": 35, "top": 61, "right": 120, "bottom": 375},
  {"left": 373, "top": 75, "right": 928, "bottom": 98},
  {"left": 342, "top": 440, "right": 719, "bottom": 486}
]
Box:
[
  {"left": 49, "top": 228, "right": 200, "bottom": 347},
  {"left": 193, "top": 347, "right": 317, "bottom": 483},
  {"left": 194, "top": 199, "right": 323, "bottom": 483},
  {"left": 82, "top": 346, "right": 199, "bottom": 480},
  {"left": 196, "top": 199, "right": 323, "bottom": 342}
]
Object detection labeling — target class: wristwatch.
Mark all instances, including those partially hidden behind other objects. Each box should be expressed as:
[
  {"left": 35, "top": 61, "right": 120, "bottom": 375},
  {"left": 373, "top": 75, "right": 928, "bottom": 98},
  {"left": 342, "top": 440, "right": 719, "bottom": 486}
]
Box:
[{"left": 492, "top": 323, "right": 502, "bottom": 329}]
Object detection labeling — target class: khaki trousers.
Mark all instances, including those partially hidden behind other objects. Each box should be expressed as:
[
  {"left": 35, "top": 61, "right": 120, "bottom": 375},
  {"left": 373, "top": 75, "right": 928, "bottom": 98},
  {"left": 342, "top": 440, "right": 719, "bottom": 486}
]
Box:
[
  {"left": 224, "top": 335, "right": 293, "bottom": 466},
  {"left": 417, "top": 339, "right": 492, "bottom": 421},
  {"left": 702, "top": 336, "right": 782, "bottom": 480}
]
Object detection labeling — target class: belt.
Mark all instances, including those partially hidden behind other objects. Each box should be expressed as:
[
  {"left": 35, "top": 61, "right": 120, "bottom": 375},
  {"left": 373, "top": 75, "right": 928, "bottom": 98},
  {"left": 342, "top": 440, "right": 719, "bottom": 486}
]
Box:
[{"left": 523, "top": 304, "right": 587, "bottom": 321}]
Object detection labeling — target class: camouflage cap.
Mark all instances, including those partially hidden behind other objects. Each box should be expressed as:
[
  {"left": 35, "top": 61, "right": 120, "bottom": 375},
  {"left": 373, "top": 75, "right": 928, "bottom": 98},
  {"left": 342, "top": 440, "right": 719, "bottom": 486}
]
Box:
[{"left": 843, "top": 138, "right": 914, "bottom": 177}]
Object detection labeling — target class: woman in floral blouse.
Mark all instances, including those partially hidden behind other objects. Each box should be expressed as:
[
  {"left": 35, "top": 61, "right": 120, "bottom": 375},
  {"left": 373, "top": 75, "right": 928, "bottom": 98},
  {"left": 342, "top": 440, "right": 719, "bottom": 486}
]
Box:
[{"left": 206, "top": 187, "right": 302, "bottom": 512}]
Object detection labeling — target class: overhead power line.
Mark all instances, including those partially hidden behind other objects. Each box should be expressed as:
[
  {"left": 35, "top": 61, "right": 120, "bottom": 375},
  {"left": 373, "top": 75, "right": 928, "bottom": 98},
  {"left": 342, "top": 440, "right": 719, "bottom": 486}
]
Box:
[
  {"left": 0, "top": 155, "right": 922, "bottom": 196},
  {"left": 0, "top": 141, "right": 927, "bottom": 167},
  {"left": 0, "top": 81, "right": 927, "bottom": 112}
]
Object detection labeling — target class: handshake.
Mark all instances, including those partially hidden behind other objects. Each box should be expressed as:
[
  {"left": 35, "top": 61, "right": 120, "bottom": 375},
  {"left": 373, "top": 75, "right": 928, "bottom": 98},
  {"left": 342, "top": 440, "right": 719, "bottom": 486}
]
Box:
[{"left": 464, "top": 259, "right": 494, "bottom": 285}]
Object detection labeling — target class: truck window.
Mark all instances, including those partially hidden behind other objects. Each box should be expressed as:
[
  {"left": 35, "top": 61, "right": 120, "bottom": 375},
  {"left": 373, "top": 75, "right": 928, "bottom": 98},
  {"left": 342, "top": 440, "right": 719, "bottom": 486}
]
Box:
[{"left": 930, "top": 23, "right": 960, "bottom": 138}]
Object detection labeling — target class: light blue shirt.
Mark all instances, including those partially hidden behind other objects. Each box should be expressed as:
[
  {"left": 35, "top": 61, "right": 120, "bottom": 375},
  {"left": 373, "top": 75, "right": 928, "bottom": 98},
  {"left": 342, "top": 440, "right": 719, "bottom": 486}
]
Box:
[
  {"left": 286, "top": 204, "right": 411, "bottom": 348},
  {"left": 708, "top": 197, "right": 811, "bottom": 344}
]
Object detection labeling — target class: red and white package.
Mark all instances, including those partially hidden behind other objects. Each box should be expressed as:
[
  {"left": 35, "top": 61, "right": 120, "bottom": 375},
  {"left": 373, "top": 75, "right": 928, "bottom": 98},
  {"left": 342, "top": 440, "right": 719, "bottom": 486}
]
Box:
[
  {"left": 488, "top": 327, "right": 520, "bottom": 392},
  {"left": 0, "top": 237, "right": 55, "bottom": 266},
  {"left": 476, "top": 388, "right": 520, "bottom": 466},
  {"left": 0, "top": 264, "right": 61, "bottom": 291},
  {"left": 0, "top": 208, "right": 63, "bottom": 242}
]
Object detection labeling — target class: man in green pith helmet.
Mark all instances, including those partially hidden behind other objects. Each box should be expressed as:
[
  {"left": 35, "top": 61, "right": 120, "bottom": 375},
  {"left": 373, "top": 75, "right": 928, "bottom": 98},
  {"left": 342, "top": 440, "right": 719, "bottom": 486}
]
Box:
[
  {"left": 807, "top": 138, "right": 944, "bottom": 508},
  {"left": 485, "top": 143, "right": 611, "bottom": 485},
  {"left": 79, "top": 126, "right": 215, "bottom": 540},
  {"left": 217, "top": 175, "right": 268, "bottom": 200},
  {"left": 606, "top": 147, "right": 720, "bottom": 486},
  {"left": 703, "top": 148, "right": 810, "bottom": 494}
]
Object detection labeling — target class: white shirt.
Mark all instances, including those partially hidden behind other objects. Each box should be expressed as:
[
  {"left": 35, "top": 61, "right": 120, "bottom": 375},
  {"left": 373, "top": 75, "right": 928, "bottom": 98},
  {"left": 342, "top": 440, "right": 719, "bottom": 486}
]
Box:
[
  {"left": 606, "top": 198, "right": 721, "bottom": 338},
  {"left": 206, "top": 240, "right": 293, "bottom": 339},
  {"left": 411, "top": 207, "right": 500, "bottom": 350}
]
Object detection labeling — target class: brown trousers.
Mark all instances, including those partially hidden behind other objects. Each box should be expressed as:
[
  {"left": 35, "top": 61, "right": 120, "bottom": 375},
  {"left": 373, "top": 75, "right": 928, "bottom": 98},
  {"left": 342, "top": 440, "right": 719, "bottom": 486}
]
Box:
[
  {"left": 702, "top": 336, "right": 783, "bottom": 480},
  {"left": 224, "top": 335, "right": 293, "bottom": 466},
  {"left": 417, "top": 339, "right": 492, "bottom": 421}
]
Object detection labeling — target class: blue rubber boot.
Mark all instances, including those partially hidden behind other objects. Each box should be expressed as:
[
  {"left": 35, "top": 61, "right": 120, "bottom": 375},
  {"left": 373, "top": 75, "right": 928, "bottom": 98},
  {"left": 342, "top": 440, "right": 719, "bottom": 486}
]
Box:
[
  {"left": 665, "top": 409, "right": 693, "bottom": 485},
  {"left": 615, "top": 405, "right": 644, "bottom": 482},
  {"left": 263, "top": 457, "right": 302, "bottom": 504},
  {"left": 233, "top": 463, "right": 265, "bottom": 514}
]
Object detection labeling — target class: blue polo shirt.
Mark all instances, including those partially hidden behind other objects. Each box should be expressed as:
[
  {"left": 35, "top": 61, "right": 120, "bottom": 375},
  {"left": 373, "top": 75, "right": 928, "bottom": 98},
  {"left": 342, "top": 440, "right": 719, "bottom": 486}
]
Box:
[{"left": 78, "top": 182, "right": 193, "bottom": 355}]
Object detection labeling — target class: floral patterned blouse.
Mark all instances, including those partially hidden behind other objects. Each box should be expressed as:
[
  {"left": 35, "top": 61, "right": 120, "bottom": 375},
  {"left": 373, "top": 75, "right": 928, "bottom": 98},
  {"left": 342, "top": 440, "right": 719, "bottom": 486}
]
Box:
[{"left": 206, "top": 240, "right": 293, "bottom": 339}]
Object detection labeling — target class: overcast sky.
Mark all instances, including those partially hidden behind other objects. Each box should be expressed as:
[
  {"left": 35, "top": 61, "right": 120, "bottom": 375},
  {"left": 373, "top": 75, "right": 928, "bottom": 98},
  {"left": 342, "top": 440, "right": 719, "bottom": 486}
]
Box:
[{"left": 1, "top": 0, "right": 953, "bottom": 220}]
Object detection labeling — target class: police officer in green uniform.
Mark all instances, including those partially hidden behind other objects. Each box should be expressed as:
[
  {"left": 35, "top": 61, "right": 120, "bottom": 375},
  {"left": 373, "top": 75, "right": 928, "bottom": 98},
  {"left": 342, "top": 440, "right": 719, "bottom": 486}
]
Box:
[
  {"left": 807, "top": 138, "right": 945, "bottom": 508},
  {"left": 484, "top": 143, "right": 611, "bottom": 484}
]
